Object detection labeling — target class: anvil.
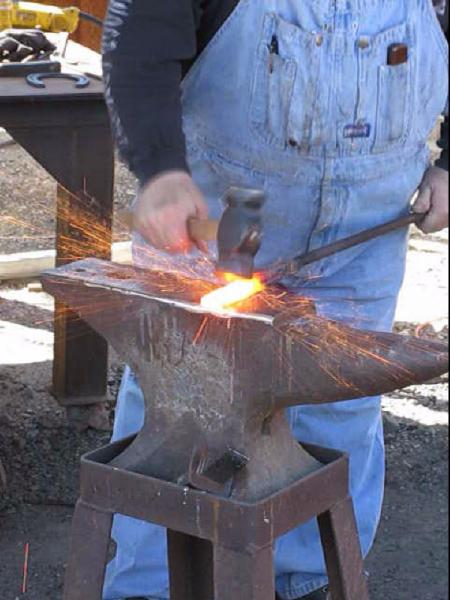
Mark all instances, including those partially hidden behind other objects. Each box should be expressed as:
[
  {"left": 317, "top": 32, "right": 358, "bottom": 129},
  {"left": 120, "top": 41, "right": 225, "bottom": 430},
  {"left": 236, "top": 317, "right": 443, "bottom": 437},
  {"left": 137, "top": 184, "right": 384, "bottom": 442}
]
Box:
[{"left": 42, "top": 258, "right": 448, "bottom": 502}]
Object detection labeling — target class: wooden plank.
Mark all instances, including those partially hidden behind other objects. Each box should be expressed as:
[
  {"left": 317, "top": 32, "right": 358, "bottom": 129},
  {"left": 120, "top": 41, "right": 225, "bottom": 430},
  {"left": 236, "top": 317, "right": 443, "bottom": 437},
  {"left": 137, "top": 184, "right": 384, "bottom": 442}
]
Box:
[{"left": 0, "top": 241, "right": 132, "bottom": 281}]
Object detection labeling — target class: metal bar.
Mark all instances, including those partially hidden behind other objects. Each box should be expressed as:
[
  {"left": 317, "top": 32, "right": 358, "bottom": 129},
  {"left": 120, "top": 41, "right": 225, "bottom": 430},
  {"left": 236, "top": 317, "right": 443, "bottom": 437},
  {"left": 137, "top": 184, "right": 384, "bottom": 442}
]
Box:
[
  {"left": 276, "top": 212, "right": 422, "bottom": 278},
  {"left": 318, "top": 497, "right": 370, "bottom": 600},
  {"left": 63, "top": 499, "right": 113, "bottom": 600},
  {"left": 168, "top": 530, "right": 214, "bottom": 600},
  {"left": 78, "top": 442, "right": 349, "bottom": 551},
  {"left": 214, "top": 544, "right": 275, "bottom": 600}
]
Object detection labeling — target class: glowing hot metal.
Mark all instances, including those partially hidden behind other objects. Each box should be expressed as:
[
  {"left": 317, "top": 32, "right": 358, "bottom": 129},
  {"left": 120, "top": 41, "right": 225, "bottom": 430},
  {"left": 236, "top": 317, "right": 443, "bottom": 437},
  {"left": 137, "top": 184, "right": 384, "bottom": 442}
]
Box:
[{"left": 200, "top": 277, "right": 264, "bottom": 310}]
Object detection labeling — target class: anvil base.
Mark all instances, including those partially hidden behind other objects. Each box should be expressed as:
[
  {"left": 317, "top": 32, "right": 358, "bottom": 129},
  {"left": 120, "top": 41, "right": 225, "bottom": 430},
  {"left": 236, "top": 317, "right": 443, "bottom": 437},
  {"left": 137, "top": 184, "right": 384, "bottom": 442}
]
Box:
[{"left": 63, "top": 437, "right": 369, "bottom": 600}]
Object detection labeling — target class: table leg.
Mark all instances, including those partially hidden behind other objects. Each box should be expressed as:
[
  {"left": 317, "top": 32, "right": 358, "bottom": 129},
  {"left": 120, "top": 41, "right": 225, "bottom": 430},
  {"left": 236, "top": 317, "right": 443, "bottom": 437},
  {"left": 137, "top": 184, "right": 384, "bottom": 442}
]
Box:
[{"left": 6, "top": 103, "right": 114, "bottom": 417}]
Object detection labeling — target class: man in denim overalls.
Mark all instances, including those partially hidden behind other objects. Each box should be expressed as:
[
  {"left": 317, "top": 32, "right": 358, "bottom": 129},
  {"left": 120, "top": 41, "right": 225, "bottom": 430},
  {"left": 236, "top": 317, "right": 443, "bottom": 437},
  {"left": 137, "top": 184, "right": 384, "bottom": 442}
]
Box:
[{"left": 101, "top": 1, "right": 449, "bottom": 598}]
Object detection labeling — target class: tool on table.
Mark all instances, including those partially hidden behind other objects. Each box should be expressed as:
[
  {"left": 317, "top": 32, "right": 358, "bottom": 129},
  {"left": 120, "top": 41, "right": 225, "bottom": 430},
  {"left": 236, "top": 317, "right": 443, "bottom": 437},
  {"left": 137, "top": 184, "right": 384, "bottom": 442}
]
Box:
[
  {"left": 0, "top": 57, "right": 59, "bottom": 75},
  {"left": 0, "top": 27, "right": 55, "bottom": 61},
  {"left": 26, "top": 70, "right": 89, "bottom": 88},
  {"left": 118, "top": 187, "right": 266, "bottom": 280},
  {"left": 0, "top": 2, "right": 103, "bottom": 34}
]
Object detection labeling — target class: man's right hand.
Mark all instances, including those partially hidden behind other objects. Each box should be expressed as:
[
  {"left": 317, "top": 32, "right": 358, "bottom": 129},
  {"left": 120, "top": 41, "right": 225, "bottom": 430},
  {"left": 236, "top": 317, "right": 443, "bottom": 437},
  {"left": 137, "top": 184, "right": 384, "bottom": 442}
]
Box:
[{"left": 132, "top": 171, "right": 209, "bottom": 253}]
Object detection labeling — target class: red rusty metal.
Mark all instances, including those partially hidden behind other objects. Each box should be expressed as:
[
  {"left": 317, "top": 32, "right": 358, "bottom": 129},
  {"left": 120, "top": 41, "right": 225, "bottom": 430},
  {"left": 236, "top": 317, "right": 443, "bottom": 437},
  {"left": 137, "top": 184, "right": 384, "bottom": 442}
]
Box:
[
  {"left": 41, "top": 258, "right": 448, "bottom": 599},
  {"left": 41, "top": 258, "right": 448, "bottom": 500},
  {"left": 62, "top": 438, "right": 368, "bottom": 600}
]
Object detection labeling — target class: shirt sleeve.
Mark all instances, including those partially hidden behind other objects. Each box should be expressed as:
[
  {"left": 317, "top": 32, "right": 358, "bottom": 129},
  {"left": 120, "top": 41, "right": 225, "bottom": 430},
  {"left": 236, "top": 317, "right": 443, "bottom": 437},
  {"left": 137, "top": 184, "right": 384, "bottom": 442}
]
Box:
[{"left": 102, "top": 0, "right": 198, "bottom": 185}]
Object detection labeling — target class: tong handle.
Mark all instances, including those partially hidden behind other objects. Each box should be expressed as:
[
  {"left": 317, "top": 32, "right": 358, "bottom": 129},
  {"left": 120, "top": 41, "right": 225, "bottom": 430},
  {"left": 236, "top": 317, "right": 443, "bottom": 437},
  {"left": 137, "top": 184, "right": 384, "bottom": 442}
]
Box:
[{"left": 285, "top": 212, "right": 424, "bottom": 275}]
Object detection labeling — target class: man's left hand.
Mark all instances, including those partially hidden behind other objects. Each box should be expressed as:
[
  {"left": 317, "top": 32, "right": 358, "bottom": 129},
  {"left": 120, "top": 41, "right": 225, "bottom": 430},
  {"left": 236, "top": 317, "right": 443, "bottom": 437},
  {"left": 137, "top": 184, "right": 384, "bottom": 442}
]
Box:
[{"left": 413, "top": 166, "right": 449, "bottom": 234}]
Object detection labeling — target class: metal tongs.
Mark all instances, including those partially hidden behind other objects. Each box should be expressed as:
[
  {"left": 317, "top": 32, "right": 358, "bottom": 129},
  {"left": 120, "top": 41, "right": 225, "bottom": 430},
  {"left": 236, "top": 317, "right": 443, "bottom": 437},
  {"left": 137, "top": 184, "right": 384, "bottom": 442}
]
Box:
[{"left": 262, "top": 212, "right": 424, "bottom": 284}]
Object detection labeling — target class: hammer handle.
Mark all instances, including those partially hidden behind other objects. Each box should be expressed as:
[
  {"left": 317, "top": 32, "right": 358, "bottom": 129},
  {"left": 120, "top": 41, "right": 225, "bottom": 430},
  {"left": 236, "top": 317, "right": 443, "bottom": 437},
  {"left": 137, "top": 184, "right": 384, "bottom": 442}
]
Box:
[
  {"left": 117, "top": 209, "right": 218, "bottom": 242},
  {"left": 187, "top": 217, "right": 219, "bottom": 242}
]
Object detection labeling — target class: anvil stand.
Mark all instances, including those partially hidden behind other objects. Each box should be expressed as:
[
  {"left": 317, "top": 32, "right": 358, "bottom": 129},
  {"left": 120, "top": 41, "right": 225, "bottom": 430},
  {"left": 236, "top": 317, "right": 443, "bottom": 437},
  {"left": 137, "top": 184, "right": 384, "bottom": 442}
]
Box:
[{"left": 64, "top": 436, "right": 369, "bottom": 600}]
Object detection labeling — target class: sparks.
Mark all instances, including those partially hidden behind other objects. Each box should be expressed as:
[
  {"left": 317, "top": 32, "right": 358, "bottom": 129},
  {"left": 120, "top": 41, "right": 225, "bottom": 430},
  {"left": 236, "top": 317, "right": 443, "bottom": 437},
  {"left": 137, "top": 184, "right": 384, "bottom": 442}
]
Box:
[
  {"left": 21, "top": 542, "right": 30, "bottom": 594},
  {"left": 200, "top": 277, "right": 264, "bottom": 311}
]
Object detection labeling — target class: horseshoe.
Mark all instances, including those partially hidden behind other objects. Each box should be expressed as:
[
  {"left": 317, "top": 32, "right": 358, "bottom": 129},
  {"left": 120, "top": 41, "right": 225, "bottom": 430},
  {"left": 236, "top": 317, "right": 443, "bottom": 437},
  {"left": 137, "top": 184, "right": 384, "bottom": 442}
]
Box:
[{"left": 26, "top": 72, "right": 90, "bottom": 89}]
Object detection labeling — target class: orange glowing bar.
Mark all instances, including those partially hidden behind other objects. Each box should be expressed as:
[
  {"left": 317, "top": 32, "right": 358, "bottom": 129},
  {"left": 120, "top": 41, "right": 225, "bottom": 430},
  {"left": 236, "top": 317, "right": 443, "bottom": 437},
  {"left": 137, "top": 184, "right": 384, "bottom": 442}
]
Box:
[{"left": 200, "top": 277, "right": 264, "bottom": 311}]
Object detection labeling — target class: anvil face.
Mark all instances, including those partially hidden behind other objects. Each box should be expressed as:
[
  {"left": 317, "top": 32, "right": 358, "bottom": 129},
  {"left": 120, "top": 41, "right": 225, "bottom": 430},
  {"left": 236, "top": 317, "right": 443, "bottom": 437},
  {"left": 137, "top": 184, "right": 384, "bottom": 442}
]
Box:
[{"left": 42, "top": 259, "right": 448, "bottom": 501}]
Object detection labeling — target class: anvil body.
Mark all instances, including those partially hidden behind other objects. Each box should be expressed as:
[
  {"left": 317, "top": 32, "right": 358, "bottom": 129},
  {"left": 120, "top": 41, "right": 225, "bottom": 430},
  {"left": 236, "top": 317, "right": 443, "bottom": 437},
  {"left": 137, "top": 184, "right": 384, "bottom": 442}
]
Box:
[{"left": 42, "top": 259, "right": 448, "bottom": 501}]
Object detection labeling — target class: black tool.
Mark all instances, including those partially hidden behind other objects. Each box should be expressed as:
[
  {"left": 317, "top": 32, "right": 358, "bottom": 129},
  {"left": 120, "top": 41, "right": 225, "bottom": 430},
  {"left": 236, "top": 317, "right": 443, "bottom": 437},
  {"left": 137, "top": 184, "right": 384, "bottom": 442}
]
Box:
[
  {"left": 263, "top": 212, "right": 424, "bottom": 284},
  {"left": 0, "top": 60, "right": 60, "bottom": 77},
  {"left": 26, "top": 71, "right": 90, "bottom": 88}
]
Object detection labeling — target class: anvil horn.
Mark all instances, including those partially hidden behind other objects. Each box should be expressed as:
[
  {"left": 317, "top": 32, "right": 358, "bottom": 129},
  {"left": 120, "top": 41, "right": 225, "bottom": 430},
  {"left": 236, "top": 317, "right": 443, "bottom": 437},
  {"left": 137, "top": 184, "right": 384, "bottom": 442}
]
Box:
[
  {"left": 42, "top": 259, "right": 448, "bottom": 501},
  {"left": 270, "top": 310, "right": 448, "bottom": 407}
]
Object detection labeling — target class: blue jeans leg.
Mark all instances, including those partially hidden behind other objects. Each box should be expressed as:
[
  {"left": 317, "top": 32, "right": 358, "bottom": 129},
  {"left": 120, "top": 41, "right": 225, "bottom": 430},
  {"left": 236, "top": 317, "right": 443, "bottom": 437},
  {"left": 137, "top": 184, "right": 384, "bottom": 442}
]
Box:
[{"left": 103, "top": 368, "right": 170, "bottom": 600}]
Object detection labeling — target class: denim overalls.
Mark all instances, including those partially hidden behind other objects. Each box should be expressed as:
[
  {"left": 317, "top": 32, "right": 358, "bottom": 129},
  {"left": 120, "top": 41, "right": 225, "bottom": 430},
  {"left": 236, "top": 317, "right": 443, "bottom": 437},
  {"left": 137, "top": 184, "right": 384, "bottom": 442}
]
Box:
[{"left": 103, "top": 1, "right": 448, "bottom": 598}]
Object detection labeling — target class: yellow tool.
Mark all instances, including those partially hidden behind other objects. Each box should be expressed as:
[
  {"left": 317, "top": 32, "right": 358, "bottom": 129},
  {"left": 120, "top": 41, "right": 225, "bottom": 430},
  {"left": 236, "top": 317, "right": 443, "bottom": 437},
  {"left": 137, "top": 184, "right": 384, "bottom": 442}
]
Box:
[{"left": 0, "top": 1, "right": 100, "bottom": 34}]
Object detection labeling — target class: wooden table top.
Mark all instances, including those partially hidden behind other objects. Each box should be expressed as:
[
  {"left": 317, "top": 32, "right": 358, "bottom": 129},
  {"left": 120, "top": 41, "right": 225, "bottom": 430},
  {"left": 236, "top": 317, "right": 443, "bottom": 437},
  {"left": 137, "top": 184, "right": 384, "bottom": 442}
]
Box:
[{"left": 0, "top": 34, "right": 104, "bottom": 103}]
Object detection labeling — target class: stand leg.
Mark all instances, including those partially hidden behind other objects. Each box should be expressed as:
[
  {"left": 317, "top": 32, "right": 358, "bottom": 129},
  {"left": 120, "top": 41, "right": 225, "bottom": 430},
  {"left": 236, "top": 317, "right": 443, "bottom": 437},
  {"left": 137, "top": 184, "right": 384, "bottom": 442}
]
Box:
[
  {"left": 214, "top": 544, "right": 275, "bottom": 600},
  {"left": 168, "top": 530, "right": 214, "bottom": 600},
  {"left": 63, "top": 500, "right": 113, "bottom": 600},
  {"left": 318, "top": 497, "right": 370, "bottom": 600}
]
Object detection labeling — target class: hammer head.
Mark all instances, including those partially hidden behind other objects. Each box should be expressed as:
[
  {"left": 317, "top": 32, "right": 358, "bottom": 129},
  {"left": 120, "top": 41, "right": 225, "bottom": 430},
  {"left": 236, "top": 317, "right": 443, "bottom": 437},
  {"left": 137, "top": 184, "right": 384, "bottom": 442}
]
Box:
[{"left": 216, "top": 187, "right": 265, "bottom": 279}]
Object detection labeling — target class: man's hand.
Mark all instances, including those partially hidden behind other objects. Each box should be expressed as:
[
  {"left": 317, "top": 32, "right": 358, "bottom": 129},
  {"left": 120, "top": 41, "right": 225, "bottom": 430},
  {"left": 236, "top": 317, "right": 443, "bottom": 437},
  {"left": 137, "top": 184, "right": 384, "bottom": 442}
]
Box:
[
  {"left": 413, "top": 166, "right": 449, "bottom": 234},
  {"left": 132, "top": 170, "right": 209, "bottom": 253}
]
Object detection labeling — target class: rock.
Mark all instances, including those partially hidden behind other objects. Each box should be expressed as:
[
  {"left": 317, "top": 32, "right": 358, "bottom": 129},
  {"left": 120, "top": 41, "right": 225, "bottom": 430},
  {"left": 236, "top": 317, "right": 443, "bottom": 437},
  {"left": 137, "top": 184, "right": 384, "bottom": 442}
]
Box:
[{"left": 383, "top": 412, "right": 401, "bottom": 435}]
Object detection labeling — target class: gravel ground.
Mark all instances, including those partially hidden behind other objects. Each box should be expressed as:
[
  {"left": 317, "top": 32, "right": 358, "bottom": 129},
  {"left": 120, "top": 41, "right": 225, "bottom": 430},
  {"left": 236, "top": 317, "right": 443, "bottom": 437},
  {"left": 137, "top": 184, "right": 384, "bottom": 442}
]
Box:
[{"left": 0, "top": 129, "right": 448, "bottom": 600}]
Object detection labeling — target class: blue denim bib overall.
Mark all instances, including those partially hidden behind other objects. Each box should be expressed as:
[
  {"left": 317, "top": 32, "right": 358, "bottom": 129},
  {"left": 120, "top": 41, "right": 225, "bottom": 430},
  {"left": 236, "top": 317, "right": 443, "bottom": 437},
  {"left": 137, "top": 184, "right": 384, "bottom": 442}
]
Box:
[{"left": 103, "top": 1, "right": 448, "bottom": 598}]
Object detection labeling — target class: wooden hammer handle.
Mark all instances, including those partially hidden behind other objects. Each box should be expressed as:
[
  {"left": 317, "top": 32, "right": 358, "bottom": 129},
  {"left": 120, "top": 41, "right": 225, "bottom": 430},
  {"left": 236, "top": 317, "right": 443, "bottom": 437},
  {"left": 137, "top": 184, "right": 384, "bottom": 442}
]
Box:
[
  {"left": 117, "top": 209, "right": 218, "bottom": 242},
  {"left": 187, "top": 217, "right": 218, "bottom": 242}
]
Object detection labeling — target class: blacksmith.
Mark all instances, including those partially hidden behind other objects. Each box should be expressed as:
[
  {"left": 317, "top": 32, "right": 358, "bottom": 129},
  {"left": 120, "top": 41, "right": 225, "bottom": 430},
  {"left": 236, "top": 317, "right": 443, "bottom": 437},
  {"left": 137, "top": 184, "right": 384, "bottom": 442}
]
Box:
[{"left": 101, "top": 1, "right": 449, "bottom": 599}]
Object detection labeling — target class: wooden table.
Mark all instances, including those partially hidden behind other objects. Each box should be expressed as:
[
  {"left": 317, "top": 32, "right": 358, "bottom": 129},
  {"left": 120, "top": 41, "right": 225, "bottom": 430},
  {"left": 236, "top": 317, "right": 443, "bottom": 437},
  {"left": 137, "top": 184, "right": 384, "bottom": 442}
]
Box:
[{"left": 0, "top": 41, "right": 114, "bottom": 415}]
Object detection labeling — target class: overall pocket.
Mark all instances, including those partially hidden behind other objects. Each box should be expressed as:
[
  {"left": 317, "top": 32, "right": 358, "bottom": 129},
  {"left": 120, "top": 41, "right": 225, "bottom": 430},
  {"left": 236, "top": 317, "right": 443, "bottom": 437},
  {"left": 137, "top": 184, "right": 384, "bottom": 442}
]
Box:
[
  {"left": 250, "top": 13, "right": 321, "bottom": 151},
  {"left": 372, "top": 23, "right": 414, "bottom": 153},
  {"left": 373, "top": 62, "right": 411, "bottom": 151}
]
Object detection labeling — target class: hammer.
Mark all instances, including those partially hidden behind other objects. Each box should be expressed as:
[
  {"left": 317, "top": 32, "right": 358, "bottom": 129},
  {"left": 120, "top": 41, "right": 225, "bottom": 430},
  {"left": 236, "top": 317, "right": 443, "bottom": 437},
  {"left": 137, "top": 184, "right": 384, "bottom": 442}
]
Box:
[
  {"left": 119, "top": 189, "right": 424, "bottom": 281},
  {"left": 118, "top": 187, "right": 266, "bottom": 279}
]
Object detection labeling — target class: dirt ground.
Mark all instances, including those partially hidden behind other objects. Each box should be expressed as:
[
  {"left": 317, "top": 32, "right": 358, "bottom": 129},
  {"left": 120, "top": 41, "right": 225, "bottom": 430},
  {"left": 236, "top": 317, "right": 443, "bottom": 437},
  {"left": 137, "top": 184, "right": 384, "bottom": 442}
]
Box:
[{"left": 0, "top": 128, "right": 448, "bottom": 600}]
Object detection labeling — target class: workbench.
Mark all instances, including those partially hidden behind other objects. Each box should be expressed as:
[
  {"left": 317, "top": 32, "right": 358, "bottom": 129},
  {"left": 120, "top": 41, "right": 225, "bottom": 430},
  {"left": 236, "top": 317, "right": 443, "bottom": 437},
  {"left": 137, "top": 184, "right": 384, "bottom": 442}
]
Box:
[{"left": 0, "top": 39, "right": 114, "bottom": 414}]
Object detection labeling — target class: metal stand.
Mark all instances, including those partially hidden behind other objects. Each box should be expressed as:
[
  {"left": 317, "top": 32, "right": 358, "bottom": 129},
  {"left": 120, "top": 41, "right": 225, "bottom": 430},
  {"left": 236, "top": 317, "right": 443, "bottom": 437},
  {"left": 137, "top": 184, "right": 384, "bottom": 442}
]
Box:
[
  {"left": 63, "top": 437, "right": 369, "bottom": 600},
  {"left": 1, "top": 75, "right": 113, "bottom": 413}
]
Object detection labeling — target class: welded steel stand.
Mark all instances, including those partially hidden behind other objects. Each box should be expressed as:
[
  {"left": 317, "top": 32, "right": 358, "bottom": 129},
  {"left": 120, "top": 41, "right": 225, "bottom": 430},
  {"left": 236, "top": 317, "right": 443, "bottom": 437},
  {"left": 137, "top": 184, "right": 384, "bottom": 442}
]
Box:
[
  {"left": 0, "top": 69, "right": 113, "bottom": 420},
  {"left": 63, "top": 437, "right": 369, "bottom": 600}
]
